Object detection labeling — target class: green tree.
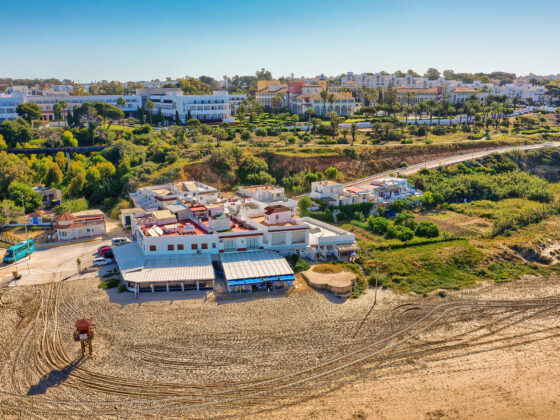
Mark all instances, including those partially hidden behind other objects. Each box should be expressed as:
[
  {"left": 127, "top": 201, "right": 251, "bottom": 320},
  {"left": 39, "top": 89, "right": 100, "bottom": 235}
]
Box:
[
  {"left": 8, "top": 181, "right": 42, "bottom": 212},
  {"left": 297, "top": 196, "right": 312, "bottom": 214},
  {"left": 0, "top": 118, "right": 33, "bottom": 147},
  {"left": 367, "top": 216, "right": 390, "bottom": 234},
  {"left": 324, "top": 166, "right": 339, "bottom": 180},
  {"left": 45, "top": 164, "right": 63, "bottom": 186},
  {"left": 16, "top": 103, "right": 42, "bottom": 123},
  {"left": 424, "top": 68, "right": 441, "bottom": 80},
  {"left": 350, "top": 123, "right": 357, "bottom": 146},
  {"left": 61, "top": 130, "right": 78, "bottom": 147},
  {"left": 415, "top": 221, "right": 439, "bottom": 238}
]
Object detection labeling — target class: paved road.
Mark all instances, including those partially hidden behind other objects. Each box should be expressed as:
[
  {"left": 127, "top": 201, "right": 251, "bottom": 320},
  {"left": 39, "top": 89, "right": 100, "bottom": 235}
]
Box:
[
  {"left": 0, "top": 238, "right": 113, "bottom": 289},
  {"left": 296, "top": 142, "right": 560, "bottom": 198}
]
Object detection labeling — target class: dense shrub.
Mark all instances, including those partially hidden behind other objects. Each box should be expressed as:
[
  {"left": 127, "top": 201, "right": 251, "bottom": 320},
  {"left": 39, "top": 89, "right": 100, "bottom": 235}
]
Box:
[
  {"left": 385, "top": 225, "right": 414, "bottom": 241},
  {"left": 367, "top": 216, "right": 390, "bottom": 234},
  {"left": 415, "top": 221, "right": 440, "bottom": 237}
]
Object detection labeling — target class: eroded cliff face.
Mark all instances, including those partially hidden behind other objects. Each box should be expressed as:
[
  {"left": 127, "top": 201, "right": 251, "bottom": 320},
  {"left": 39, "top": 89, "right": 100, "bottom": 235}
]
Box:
[{"left": 180, "top": 139, "right": 538, "bottom": 189}]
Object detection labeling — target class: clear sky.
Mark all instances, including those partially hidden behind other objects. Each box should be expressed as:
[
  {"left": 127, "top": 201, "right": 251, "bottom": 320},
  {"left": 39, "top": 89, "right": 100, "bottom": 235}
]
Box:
[{"left": 2, "top": 0, "right": 559, "bottom": 81}]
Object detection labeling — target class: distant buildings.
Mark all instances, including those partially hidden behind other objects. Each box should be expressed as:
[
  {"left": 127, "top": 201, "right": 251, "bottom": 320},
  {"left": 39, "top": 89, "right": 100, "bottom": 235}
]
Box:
[
  {"left": 0, "top": 86, "right": 246, "bottom": 124},
  {"left": 256, "top": 80, "right": 356, "bottom": 116}
]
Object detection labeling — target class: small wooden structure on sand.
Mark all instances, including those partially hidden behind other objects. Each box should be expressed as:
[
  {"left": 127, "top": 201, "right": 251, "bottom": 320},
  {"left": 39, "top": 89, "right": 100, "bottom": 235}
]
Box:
[{"left": 74, "top": 318, "right": 95, "bottom": 357}]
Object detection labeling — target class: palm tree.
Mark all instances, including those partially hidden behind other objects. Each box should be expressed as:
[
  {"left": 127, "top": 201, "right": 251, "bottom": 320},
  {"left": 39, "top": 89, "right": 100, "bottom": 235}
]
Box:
[
  {"left": 405, "top": 91, "right": 417, "bottom": 107},
  {"left": 320, "top": 90, "right": 329, "bottom": 117},
  {"left": 413, "top": 103, "right": 422, "bottom": 124},
  {"left": 328, "top": 93, "right": 335, "bottom": 115},
  {"left": 403, "top": 104, "right": 412, "bottom": 124},
  {"left": 425, "top": 99, "right": 437, "bottom": 125},
  {"left": 350, "top": 123, "right": 357, "bottom": 146},
  {"left": 145, "top": 100, "right": 155, "bottom": 125},
  {"left": 271, "top": 94, "right": 283, "bottom": 112}
]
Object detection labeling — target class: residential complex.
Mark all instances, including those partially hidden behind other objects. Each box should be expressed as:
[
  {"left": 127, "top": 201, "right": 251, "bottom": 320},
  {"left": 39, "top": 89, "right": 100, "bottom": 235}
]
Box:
[
  {"left": 0, "top": 86, "right": 246, "bottom": 123},
  {"left": 309, "top": 177, "right": 419, "bottom": 208},
  {"left": 256, "top": 80, "right": 356, "bottom": 116},
  {"left": 114, "top": 180, "right": 358, "bottom": 295}
]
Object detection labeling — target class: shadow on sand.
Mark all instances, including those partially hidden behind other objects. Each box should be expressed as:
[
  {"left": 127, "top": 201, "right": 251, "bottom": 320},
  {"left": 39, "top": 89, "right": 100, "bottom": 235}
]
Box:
[{"left": 27, "top": 357, "right": 85, "bottom": 396}]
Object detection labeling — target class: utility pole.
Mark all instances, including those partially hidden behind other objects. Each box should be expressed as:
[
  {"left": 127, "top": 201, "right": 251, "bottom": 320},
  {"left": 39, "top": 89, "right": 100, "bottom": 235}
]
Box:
[{"left": 20, "top": 195, "right": 31, "bottom": 274}]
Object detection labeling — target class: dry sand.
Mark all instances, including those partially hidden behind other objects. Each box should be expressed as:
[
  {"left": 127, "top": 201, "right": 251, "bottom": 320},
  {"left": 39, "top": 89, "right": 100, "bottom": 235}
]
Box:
[{"left": 0, "top": 274, "right": 559, "bottom": 419}]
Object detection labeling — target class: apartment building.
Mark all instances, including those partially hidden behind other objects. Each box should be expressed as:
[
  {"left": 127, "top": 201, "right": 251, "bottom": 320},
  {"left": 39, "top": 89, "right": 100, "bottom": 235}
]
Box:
[
  {"left": 0, "top": 89, "right": 142, "bottom": 122},
  {"left": 309, "top": 178, "right": 419, "bottom": 207},
  {"left": 130, "top": 181, "right": 220, "bottom": 211},
  {"left": 116, "top": 180, "right": 358, "bottom": 295}
]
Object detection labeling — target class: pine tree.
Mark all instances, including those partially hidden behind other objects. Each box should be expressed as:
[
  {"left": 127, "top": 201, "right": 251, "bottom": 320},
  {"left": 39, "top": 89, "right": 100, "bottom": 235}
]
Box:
[
  {"left": 137, "top": 107, "right": 145, "bottom": 124},
  {"left": 187, "top": 110, "right": 192, "bottom": 120},
  {"left": 66, "top": 110, "right": 73, "bottom": 127},
  {"left": 175, "top": 110, "right": 181, "bottom": 125}
]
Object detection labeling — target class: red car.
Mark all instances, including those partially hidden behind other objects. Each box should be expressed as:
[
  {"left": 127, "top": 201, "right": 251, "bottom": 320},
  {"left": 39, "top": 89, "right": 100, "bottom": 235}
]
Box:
[{"left": 98, "top": 246, "right": 111, "bottom": 256}]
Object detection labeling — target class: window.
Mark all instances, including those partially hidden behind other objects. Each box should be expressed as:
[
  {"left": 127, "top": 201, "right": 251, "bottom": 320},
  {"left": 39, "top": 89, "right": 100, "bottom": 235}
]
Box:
[
  {"left": 212, "top": 243, "right": 216, "bottom": 248},
  {"left": 168, "top": 244, "right": 174, "bottom": 251},
  {"left": 191, "top": 243, "right": 198, "bottom": 250},
  {"left": 247, "top": 237, "right": 259, "bottom": 249},
  {"left": 201, "top": 243, "right": 208, "bottom": 249},
  {"left": 150, "top": 245, "right": 156, "bottom": 252},
  {"left": 178, "top": 244, "right": 184, "bottom": 250}
]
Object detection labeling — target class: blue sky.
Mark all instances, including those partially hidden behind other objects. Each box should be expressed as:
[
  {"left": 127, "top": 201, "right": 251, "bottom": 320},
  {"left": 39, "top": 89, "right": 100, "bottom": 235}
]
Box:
[{"left": 2, "top": 0, "right": 559, "bottom": 81}]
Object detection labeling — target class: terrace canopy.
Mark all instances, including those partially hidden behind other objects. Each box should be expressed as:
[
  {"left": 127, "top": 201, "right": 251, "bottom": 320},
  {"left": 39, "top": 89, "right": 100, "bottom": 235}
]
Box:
[{"left": 220, "top": 250, "right": 294, "bottom": 287}]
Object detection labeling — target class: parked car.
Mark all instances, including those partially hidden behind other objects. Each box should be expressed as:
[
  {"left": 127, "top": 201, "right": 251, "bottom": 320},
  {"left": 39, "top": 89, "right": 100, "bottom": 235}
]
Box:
[
  {"left": 100, "top": 247, "right": 113, "bottom": 257},
  {"left": 112, "top": 237, "right": 131, "bottom": 246},
  {"left": 103, "top": 251, "right": 114, "bottom": 259},
  {"left": 93, "top": 257, "right": 113, "bottom": 266},
  {"left": 98, "top": 245, "right": 111, "bottom": 255}
]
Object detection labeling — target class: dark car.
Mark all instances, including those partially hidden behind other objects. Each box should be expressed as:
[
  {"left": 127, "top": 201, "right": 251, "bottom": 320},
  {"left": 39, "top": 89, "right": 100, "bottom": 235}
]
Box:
[
  {"left": 103, "top": 251, "right": 114, "bottom": 259},
  {"left": 99, "top": 246, "right": 112, "bottom": 256}
]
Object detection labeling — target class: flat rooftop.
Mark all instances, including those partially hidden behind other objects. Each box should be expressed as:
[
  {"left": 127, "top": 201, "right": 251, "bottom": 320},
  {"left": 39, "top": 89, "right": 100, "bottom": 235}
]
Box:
[
  {"left": 220, "top": 250, "right": 293, "bottom": 281},
  {"left": 250, "top": 216, "right": 299, "bottom": 227}
]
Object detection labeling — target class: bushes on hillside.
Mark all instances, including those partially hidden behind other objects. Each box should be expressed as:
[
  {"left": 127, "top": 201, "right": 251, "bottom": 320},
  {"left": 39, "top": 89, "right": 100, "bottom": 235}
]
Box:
[
  {"left": 385, "top": 225, "right": 414, "bottom": 241},
  {"left": 415, "top": 221, "right": 440, "bottom": 238}
]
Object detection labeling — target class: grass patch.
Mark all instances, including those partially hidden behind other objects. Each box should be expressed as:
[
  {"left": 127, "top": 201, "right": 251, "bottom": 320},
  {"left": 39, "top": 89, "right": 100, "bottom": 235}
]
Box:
[
  {"left": 312, "top": 264, "right": 345, "bottom": 274},
  {"left": 98, "top": 278, "right": 120, "bottom": 289}
]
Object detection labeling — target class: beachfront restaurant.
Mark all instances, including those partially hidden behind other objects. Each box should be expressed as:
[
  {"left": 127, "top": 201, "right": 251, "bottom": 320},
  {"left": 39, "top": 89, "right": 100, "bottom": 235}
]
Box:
[{"left": 220, "top": 250, "right": 295, "bottom": 293}]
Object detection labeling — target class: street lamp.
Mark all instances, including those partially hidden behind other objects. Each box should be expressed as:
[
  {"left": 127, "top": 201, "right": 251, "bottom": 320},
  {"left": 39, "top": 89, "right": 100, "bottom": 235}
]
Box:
[{"left": 20, "top": 195, "right": 31, "bottom": 271}]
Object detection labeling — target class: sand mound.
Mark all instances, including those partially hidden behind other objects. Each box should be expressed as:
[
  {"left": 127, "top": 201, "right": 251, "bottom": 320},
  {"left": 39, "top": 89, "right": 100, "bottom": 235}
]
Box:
[{"left": 301, "top": 268, "right": 356, "bottom": 297}]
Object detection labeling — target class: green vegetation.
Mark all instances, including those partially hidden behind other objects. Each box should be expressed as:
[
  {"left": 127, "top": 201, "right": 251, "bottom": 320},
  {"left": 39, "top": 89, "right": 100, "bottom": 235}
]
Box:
[
  {"left": 98, "top": 278, "right": 120, "bottom": 289},
  {"left": 349, "top": 148, "right": 560, "bottom": 295}
]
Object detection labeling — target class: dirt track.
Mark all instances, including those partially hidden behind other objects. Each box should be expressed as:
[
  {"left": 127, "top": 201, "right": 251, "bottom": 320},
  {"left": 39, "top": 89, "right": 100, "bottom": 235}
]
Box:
[{"left": 0, "top": 275, "right": 559, "bottom": 419}]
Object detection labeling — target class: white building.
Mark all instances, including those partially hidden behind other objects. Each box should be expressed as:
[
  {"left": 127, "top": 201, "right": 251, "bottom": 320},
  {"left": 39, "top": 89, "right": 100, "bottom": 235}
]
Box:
[
  {"left": 0, "top": 90, "right": 141, "bottom": 122},
  {"left": 137, "top": 88, "right": 242, "bottom": 123},
  {"left": 54, "top": 210, "right": 106, "bottom": 241},
  {"left": 130, "top": 181, "right": 220, "bottom": 211},
  {"left": 309, "top": 177, "right": 418, "bottom": 207},
  {"left": 235, "top": 185, "right": 298, "bottom": 215},
  {"left": 115, "top": 180, "right": 358, "bottom": 295}
]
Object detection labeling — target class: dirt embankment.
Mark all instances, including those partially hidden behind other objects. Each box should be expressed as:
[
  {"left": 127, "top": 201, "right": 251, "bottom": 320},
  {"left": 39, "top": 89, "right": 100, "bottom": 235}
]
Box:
[
  {"left": 262, "top": 140, "right": 539, "bottom": 180},
  {"left": 179, "top": 139, "right": 540, "bottom": 188}
]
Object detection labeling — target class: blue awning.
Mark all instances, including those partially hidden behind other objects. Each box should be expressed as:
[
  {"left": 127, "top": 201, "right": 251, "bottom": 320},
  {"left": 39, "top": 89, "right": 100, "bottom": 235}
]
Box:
[
  {"left": 263, "top": 276, "right": 278, "bottom": 282},
  {"left": 279, "top": 275, "right": 295, "bottom": 281},
  {"left": 228, "top": 280, "right": 245, "bottom": 286},
  {"left": 244, "top": 278, "right": 263, "bottom": 285}
]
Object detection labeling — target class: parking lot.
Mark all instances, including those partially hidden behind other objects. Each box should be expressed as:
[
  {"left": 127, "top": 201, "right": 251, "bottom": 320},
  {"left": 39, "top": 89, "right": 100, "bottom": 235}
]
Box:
[{"left": 0, "top": 238, "right": 113, "bottom": 288}]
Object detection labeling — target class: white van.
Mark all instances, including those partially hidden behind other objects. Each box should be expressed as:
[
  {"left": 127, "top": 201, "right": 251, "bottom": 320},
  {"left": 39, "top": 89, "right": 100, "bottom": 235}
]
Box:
[{"left": 112, "top": 237, "right": 131, "bottom": 246}]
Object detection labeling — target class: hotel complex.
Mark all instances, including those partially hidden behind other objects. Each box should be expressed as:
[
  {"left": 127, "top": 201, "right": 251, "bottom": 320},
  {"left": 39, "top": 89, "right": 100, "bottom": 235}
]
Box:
[{"left": 114, "top": 181, "right": 358, "bottom": 295}]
